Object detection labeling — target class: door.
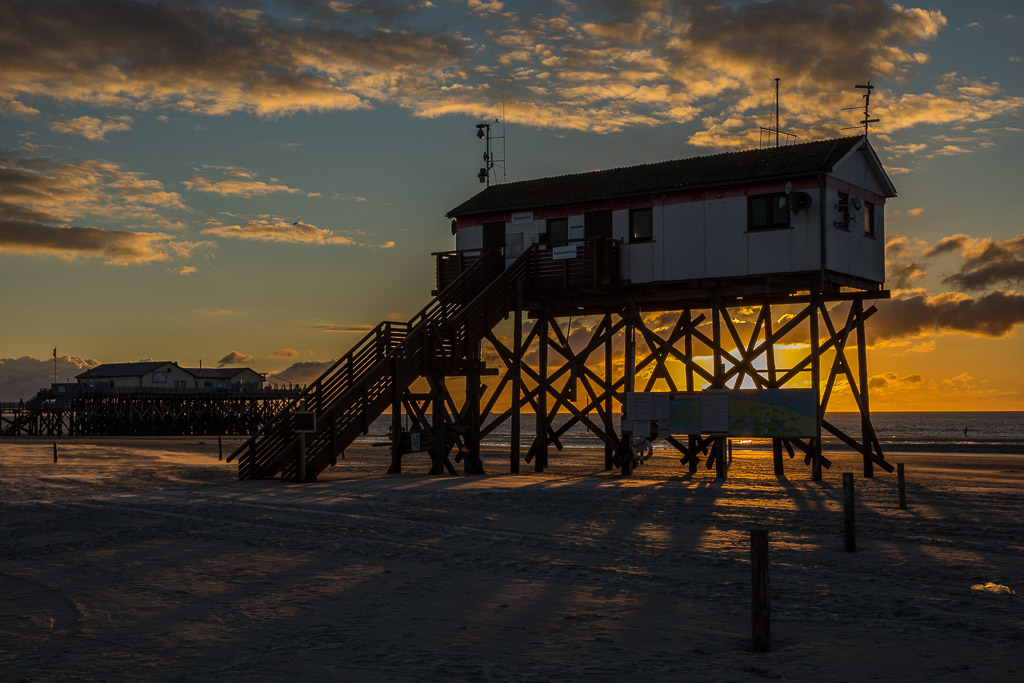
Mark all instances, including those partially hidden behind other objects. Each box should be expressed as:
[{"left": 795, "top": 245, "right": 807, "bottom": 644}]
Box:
[{"left": 482, "top": 221, "right": 505, "bottom": 254}]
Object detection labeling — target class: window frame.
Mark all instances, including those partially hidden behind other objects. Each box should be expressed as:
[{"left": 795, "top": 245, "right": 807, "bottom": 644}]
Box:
[
  {"left": 747, "top": 192, "right": 791, "bottom": 231},
  {"left": 836, "top": 192, "right": 851, "bottom": 231},
  {"left": 546, "top": 217, "right": 568, "bottom": 245},
  {"left": 628, "top": 207, "right": 653, "bottom": 243},
  {"left": 864, "top": 201, "right": 876, "bottom": 238}
]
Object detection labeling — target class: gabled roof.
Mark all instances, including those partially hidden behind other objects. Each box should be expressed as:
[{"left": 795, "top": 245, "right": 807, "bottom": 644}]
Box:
[
  {"left": 447, "top": 135, "right": 894, "bottom": 218},
  {"left": 76, "top": 361, "right": 176, "bottom": 379}
]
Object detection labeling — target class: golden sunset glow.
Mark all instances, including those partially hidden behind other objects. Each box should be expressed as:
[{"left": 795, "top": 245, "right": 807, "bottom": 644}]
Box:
[{"left": 0, "top": 0, "right": 1022, "bottom": 410}]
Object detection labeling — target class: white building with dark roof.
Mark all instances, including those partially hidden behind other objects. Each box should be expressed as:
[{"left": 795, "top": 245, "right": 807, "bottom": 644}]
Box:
[
  {"left": 77, "top": 362, "right": 264, "bottom": 390},
  {"left": 446, "top": 135, "right": 895, "bottom": 292}
]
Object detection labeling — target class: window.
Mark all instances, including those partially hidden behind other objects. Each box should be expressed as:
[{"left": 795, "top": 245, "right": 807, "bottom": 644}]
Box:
[
  {"left": 836, "top": 192, "right": 850, "bottom": 230},
  {"left": 629, "top": 207, "right": 652, "bottom": 242},
  {"left": 748, "top": 193, "right": 790, "bottom": 230},
  {"left": 584, "top": 209, "right": 612, "bottom": 240},
  {"left": 546, "top": 217, "right": 568, "bottom": 244},
  {"left": 864, "top": 201, "right": 875, "bottom": 237},
  {"left": 153, "top": 371, "right": 167, "bottom": 383}
]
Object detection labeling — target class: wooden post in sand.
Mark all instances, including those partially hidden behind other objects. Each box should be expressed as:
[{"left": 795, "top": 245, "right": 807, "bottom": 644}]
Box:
[
  {"left": 897, "top": 462, "right": 905, "bottom": 509},
  {"left": 750, "top": 528, "right": 771, "bottom": 652},
  {"left": 843, "top": 473, "right": 856, "bottom": 552},
  {"left": 218, "top": 435, "right": 223, "bottom": 461},
  {"left": 53, "top": 443, "right": 58, "bottom": 463}
]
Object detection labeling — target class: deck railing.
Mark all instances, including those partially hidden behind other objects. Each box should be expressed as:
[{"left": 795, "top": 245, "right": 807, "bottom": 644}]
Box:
[{"left": 434, "top": 237, "right": 620, "bottom": 294}]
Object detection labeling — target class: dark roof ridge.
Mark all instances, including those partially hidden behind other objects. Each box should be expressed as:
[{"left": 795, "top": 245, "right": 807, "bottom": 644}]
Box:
[
  {"left": 447, "top": 136, "right": 874, "bottom": 218},
  {"left": 471, "top": 135, "right": 864, "bottom": 191}
]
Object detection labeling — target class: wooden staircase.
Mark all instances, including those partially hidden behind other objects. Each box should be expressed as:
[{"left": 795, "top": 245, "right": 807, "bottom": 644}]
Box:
[{"left": 229, "top": 247, "right": 534, "bottom": 481}]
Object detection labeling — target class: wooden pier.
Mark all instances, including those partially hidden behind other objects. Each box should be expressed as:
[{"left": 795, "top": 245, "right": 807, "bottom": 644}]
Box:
[{"left": 0, "top": 385, "right": 301, "bottom": 438}]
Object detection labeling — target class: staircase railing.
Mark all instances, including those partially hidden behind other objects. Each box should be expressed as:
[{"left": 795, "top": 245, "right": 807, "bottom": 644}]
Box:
[{"left": 230, "top": 248, "right": 511, "bottom": 480}]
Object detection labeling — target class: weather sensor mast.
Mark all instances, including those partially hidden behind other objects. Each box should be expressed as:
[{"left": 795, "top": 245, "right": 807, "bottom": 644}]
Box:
[{"left": 475, "top": 117, "right": 505, "bottom": 186}]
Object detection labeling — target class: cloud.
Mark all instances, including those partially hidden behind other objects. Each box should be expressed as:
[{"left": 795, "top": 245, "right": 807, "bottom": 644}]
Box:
[
  {"left": 1, "top": 99, "right": 39, "bottom": 118},
  {"left": 183, "top": 167, "right": 307, "bottom": 198},
  {"left": 175, "top": 265, "right": 197, "bottom": 275},
  {"left": 271, "top": 348, "right": 298, "bottom": 359},
  {"left": 276, "top": 359, "right": 336, "bottom": 385},
  {"left": 1, "top": 0, "right": 1019, "bottom": 150},
  {"left": 0, "top": 149, "right": 191, "bottom": 234},
  {"left": 49, "top": 115, "right": 134, "bottom": 141},
  {"left": 867, "top": 371, "right": 926, "bottom": 392},
  {"left": 0, "top": 354, "right": 99, "bottom": 401},
  {"left": 0, "top": 219, "right": 189, "bottom": 264},
  {"left": 924, "top": 233, "right": 970, "bottom": 257},
  {"left": 201, "top": 218, "right": 336, "bottom": 244},
  {"left": 218, "top": 351, "right": 255, "bottom": 366},
  {"left": 194, "top": 308, "right": 234, "bottom": 316},
  {"left": 944, "top": 237, "right": 1024, "bottom": 291},
  {"left": 871, "top": 290, "right": 1024, "bottom": 341},
  {"left": 201, "top": 216, "right": 394, "bottom": 247},
  {"left": 310, "top": 321, "right": 377, "bottom": 333}
]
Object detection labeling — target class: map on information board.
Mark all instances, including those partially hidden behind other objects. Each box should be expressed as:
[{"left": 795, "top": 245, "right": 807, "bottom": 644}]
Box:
[
  {"left": 668, "top": 394, "right": 702, "bottom": 434},
  {"left": 727, "top": 389, "right": 817, "bottom": 437},
  {"left": 665, "top": 389, "right": 817, "bottom": 437}
]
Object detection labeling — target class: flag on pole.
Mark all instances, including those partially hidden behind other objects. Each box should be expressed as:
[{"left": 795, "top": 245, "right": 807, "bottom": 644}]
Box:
[{"left": 53, "top": 347, "right": 57, "bottom": 360}]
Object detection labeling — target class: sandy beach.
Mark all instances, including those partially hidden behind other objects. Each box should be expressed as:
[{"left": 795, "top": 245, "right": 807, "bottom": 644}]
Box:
[{"left": 1, "top": 438, "right": 1022, "bottom": 681}]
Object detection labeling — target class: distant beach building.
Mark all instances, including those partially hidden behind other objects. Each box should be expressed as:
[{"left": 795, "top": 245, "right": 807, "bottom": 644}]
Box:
[{"left": 76, "top": 361, "right": 264, "bottom": 391}]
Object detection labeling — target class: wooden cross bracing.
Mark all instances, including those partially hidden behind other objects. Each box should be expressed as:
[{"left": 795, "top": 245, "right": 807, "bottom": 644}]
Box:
[{"left": 386, "top": 292, "right": 891, "bottom": 479}]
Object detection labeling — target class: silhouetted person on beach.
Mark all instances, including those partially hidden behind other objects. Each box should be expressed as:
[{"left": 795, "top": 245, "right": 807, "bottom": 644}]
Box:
[{"left": 964, "top": 426, "right": 969, "bottom": 438}]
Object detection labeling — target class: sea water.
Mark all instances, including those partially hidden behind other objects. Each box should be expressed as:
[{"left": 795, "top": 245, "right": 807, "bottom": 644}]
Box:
[{"left": 354, "top": 411, "right": 1024, "bottom": 448}]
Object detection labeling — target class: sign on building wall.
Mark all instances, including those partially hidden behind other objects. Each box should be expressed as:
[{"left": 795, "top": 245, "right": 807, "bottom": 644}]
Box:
[
  {"left": 511, "top": 212, "right": 533, "bottom": 224},
  {"left": 552, "top": 245, "right": 578, "bottom": 260}
]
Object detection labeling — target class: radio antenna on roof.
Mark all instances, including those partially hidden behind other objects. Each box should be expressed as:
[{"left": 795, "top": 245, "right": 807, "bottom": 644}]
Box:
[
  {"left": 842, "top": 81, "right": 879, "bottom": 137},
  {"left": 759, "top": 78, "right": 797, "bottom": 148}
]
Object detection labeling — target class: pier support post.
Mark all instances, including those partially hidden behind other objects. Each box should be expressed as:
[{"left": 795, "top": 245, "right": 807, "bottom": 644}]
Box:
[
  {"left": 810, "top": 294, "right": 823, "bottom": 482},
  {"left": 855, "top": 298, "right": 874, "bottom": 478},
  {"left": 535, "top": 311, "right": 548, "bottom": 473},
  {"left": 604, "top": 312, "right": 614, "bottom": 471},
  {"left": 511, "top": 283, "right": 523, "bottom": 474},
  {"left": 389, "top": 357, "right": 403, "bottom": 475},
  {"left": 712, "top": 294, "right": 726, "bottom": 480},
  {"left": 622, "top": 314, "right": 636, "bottom": 476}
]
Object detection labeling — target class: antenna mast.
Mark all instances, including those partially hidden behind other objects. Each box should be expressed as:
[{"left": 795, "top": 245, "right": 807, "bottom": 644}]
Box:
[
  {"left": 842, "top": 81, "right": 879, "bottom": 136},
  {"left": 759, "top": 77, "right": 796, "bottom": 148}
]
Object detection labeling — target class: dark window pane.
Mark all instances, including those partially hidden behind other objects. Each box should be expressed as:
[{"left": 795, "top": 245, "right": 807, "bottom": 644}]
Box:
[
  {"left": 751, "top": 196, "right": 768, "bottom": 227},
  {"left": 630, "top": 208, "right": 652, "bottom": 242},
  {"left": 865, "top": 202, "right": 875, "bottom": 236},
  {"left": 771, "top": 194, "right": 789, "bottom": 225},
  {"left": 547, "top": 217, "right": 568, "bottom": 243},
  {"left": 584, "top": 209, "right": 612, "bottom": 239}
]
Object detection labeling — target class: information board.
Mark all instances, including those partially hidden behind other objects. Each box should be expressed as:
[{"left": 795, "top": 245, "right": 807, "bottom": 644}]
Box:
[{"left": 665, "top": 389, "right": 817, "bottom": 437}]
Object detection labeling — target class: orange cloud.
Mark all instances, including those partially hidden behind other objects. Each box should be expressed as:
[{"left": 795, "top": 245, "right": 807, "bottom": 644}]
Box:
[
  {"left": 49, "top": 115, "right": 134, "bottom": 141},
  {"left": 271, "top": 348, "right": 299, "bottom": 359},
  {"left": 0, "top": 219, "right": 185, "bottom": 265},
  {"left": 201, "top": 215, "right": 394, "bottom": 248},
  {"left": 218, "top": 351, "right": 255, "bottom": 366}
]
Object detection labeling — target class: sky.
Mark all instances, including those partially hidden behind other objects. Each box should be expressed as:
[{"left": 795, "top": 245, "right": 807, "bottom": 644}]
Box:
[{"left": 1, "top": 0, "right": 1022, "bottom": 410}]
